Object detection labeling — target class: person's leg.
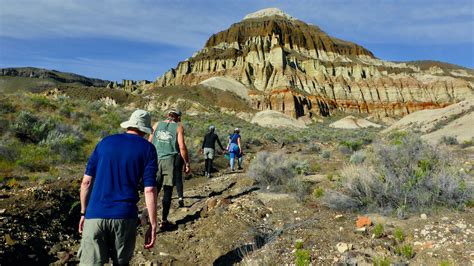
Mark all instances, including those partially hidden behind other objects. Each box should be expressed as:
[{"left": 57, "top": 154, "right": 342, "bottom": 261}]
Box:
[
  {"left": 207, "top": 148, "right": 214, "bottom": 177},
  {"left": 204, "top": 158, "right": 209, "bottom": 175},
  {"left": 208, "top": 159, "right": 213, "bottom": 176},
  {"left": 162, "top": 185, "right": 173, "bottom": 223},
  {"left": 229, "top": 152, "right": 235, "bottom": 171},
  {"left": 238, "top": 156, "right": 243, "bottom": 169},
  {"left": 110, "top": 219, "right": 137, "bottom": 266},
  {"left": 174, "top": 155, "right": 184, "bottom": 202},
  {"left": 78, "top": 219, "right": 109, "bottom": 266}
]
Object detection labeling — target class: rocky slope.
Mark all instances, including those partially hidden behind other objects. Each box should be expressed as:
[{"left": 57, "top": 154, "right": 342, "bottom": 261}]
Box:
[{"left": 155, "top": 8, "right": 474, "bottom": 119}]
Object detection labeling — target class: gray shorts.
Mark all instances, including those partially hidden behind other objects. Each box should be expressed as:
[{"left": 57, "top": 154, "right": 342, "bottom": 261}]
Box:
[
  {"left": 204, "top": 148, "right": 215, "bottom": 160},
  {"left": 78, "top": 218, "right": 137, "bottom": 265}
]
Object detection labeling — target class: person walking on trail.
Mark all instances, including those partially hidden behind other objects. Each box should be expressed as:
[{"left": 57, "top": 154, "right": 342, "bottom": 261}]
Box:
[
  {"left": 201, "top": 125, "right": 225, "bottom": 178},
  {"left": 149, "top": 109, "right": 190, "bottom": 230},
  {"left": 78, "top": 109, "right": 158, "bottom": 265},
  {"left": 226, "top": 128, "right": 243, "bottom": 171}
]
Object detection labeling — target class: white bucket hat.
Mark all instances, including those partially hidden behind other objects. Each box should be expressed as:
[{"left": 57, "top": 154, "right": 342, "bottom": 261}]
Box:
[{"left": 120, "top": 109, "right": 152, "bottom": 134}]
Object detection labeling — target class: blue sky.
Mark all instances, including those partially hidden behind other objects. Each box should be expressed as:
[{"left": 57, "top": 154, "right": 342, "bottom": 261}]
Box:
[{"left": 0, "top": 0, "right": 473, "bottom": 81}]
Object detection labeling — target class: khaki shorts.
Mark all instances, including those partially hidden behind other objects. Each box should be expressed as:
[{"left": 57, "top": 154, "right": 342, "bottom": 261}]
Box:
[
  {"left": 78, "top": 218, "right": 137, "bottom": 265},
  {"left": 157, "top": 156, "right": 179, "bottom": 187},
  {"left": 204, "top": 148, "right": 215, "bottom": 160}
]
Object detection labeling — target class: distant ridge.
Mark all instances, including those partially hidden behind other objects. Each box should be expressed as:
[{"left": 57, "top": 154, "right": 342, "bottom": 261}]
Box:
[{"left": 0, "top": 67, "right": 110, "bottom": 87}]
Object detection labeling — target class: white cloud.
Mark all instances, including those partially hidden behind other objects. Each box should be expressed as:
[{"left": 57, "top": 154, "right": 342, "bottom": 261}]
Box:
[{"left": 0, "top": 0, "right": 472, "bottom": 48}]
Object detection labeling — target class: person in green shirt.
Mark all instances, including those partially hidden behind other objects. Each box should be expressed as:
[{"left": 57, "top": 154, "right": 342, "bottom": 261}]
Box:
[{"left": 149, "top": 109, "right": 190, "bottom": 230}]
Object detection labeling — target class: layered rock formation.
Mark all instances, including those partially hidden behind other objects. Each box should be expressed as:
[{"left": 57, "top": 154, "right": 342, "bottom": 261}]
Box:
[{"left": 155, "top": 8, "right": 474, "bottom": 118}]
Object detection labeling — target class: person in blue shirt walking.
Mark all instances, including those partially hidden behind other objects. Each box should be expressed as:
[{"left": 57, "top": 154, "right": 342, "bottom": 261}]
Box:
[
  {"left": 226, "top": 128, "right": 243, "bottom": 171},
  {"left": 78, "top": 109, "right": 158, "bottom": 265}
]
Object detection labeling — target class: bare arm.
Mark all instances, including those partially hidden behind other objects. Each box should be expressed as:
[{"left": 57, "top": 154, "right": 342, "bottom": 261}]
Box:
[
  {"left": 144, "top": 186, "right": 157, "bottom": 249},
  {"left": 177, "top": 123, "right": 190, "bottom": 173},
  {"left": 148, "top": 123, "right": 158, "bottom": 142},
  {"left": 237, "top": 137, "right": 242, "bottom": 154},
  {"left": 79, "top": 174, "right": 93, "bottom": 233}
]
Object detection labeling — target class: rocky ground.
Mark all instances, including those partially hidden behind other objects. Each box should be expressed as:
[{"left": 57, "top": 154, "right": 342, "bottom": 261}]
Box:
[{"left": 1, "top": 145, "right": 473, "bottom": 265}]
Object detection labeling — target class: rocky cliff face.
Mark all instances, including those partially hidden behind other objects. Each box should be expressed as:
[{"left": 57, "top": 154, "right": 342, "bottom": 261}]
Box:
[{"left": 155, "top": 8, "right": 474, "bottom": 118}]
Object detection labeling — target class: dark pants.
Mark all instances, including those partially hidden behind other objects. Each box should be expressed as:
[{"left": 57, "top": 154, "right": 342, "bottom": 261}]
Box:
[
  {"left": 158, "top": 185, "right": 173, "bottom": 222},
  {"left": 205, "top": 158, "right": 213, "bottom": 174},
  {"left": 157, "top": 154, "right": 183, "bottom": 222},
  {"left": 175, "top": 155, "right": 184, "bottom": 199}
]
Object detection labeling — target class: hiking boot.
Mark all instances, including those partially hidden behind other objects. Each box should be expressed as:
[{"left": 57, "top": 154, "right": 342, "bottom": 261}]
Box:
[
  {"left": 238, "top": 166, "right": 243, "bottom": 170},
  {"left": 159, "top": 220, "right": 171, "bottom": 232},
  {"left": 178, "top": 198, "right": 184, "bottom": 208}
]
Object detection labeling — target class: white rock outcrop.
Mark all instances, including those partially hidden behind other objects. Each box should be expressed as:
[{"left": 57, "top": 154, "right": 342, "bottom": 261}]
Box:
[{"left": 251, "top": 110, "right": 307, "bottom": 129}]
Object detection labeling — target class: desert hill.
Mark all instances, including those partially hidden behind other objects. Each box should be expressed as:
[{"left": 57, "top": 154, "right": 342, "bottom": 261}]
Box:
[
  {"left": 0, "top": 67, "right": 110, "bottom": 91},
  {"left": 155, "top": 8, "right": 474, "bottom": 119}
]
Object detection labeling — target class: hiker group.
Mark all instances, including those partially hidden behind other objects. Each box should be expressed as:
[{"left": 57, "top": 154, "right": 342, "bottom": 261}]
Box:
[{"left": 78, "top": 109, "right": 244, "bottom": 265}]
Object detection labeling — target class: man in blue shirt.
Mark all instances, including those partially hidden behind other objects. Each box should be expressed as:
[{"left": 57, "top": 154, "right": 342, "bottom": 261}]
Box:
[{"left": 78, "top": 109, "right": 158, "bottom": 265}]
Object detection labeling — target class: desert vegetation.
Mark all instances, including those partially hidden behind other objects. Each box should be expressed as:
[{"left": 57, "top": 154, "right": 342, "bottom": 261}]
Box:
[{"left": 322, "top": 132, "right": 473, "bottom": 217}]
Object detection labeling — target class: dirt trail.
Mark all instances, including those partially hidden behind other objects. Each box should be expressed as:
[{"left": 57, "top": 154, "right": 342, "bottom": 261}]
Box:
[{"left": 1, "top": 167, "right": 473, "bottom": 265}]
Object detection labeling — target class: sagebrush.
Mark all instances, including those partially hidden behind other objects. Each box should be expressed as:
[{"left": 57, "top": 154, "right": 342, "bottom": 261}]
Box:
[{"left": 323, "top": 133, "right": 473, "bottom": 216}]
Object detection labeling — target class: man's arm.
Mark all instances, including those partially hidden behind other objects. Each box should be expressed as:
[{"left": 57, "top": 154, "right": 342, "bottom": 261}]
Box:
[
  {"left": 216, "top": 135, "right": 225, "bottom": 151},
  {"left": 177, "top": 123, "right": 190, "bottom": 173},
  {"left": 79, "top": 174, "right": 93, "bottom": 233},
  {"left": 144, "top": 186, "right": 157, "bottom": 249},
  {"left": 148, "top": 123, "right": 158, "bottom": 142}
]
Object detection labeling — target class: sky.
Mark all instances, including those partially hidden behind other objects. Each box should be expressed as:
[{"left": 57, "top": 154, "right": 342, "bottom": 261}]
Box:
[{"left": 0, "top": 0, "right": 473, "bottom": 81}]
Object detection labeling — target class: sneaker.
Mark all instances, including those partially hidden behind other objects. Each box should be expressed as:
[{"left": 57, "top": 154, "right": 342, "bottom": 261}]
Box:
[
  {"left": 238, "top": 166, "right": 243, "bottom": 170},
  {"left": 204, "top": 172, "right": 208, "bottom": 177},
  {"left": 178, "top": 198, "right": 184, "bottom": 208}
]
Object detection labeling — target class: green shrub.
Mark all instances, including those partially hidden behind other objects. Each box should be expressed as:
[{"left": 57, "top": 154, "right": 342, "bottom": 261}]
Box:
[
  {"left": 285, "top": 178, "right": 311, "bottom": 202},
  {"left": 395, "top": 244, "right": 414, "bottom": 259},
  {"left": 326, "top": 173, "right": 334, "bottom": 181},
  {"left": 10, "top": 111, "right": 55, "bottom": 143},
  {"left": 40, "top": 125, "right": 85, "bottom": 162},
  {"left": 313, "top": 187, "right": 324, "bottom": 198},
  {"left": 460, "top": 139, "right": 474, "bottom": 148},
  {"left": 294, "top": 240, "right": 311, "bottom": 266},
  {"left": 373, "top": 256, "right": 391, "bottom": 266},
  {"left": 0, "top": 99, "right": 16, "bottom": 114},
  {"left": 295, "top": 240, "right": 304, "bottom": 250},
  {"left": 339, "top": 139, "right": 364, "bottom": 154},
  {"left": 373, "top": 223, "right": 384, "bottom": 238},
  {"left": 439, "top": 260, "right": 452, "bottom": 266},
  {"left": 6, "top": 178, "right": 18, "bottom": 188},
  {"left": 16, "top": 145, "right": 53, "bottom": 172},
  {"left": 305, "top": 143, "right": 321, "bottom": 154},
  {"left": 30, "top": 95, "right": 56, "bottom": 110},
  {"left": 393, "top": 228, "right": 404, "bottom": 243},
  {"left": 248, "top": 151, "right": 306, "bottom": 188},
  {"left": 350, "top": 150, "right": 367, "bottom": 164},
  {"left": 309, "top": 162, "right": 321, "bottom": 173},
  {"left": 321, "top": 150, "right": 331, "bottom": 159},
  {"left": 439, "top": 136, "right": 458, "bottom": 145},
  {"left": 323, "top": 133, "right": 473, "bottom": 215},
  {"left": 467, "top": 199, "right": 474, "bottom": 208}
]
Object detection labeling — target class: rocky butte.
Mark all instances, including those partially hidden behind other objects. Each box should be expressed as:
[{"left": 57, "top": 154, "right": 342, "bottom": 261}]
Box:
[{"left": 154, "top": 8, "right": 474, "bottom": 118}]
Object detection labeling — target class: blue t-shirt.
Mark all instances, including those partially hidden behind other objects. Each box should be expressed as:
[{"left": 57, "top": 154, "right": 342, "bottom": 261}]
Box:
[
  {"left": 84, "top": 133, "right": 158, "bottom": 219},
  {"left": 229, "top": 133, "right": 241, "bottom": 144}
]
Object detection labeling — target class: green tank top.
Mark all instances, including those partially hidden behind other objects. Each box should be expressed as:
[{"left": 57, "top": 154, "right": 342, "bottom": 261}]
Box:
[{"left": 152, "top": 121, "right": 179, "bottom": 160}]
